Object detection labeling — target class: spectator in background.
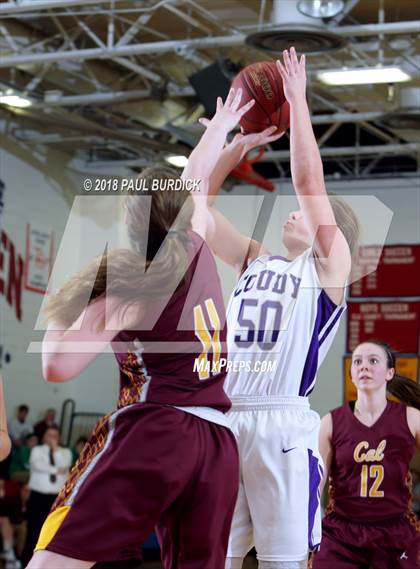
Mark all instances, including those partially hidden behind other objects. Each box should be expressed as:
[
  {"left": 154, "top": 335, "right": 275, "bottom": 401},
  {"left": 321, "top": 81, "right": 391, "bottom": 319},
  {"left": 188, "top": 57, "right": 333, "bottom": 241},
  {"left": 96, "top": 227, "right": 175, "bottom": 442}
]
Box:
[
  {"left": 0, "top": 376, "right": 11, "bottom": 466},
  {"left": 71, "top": 436, "right": 88, "bottom": 466},
  {"left": 10, "top": 434, "right": 38, "bottom": 484},
  {"left": 8, "top": 406, "right": 32, "bottom": 449},
  {"left": 21, "top": 426, "right": 71, "bottom": 566},
  {"left": 0, "top": 479, "right": 22, "bottom": 569},
  {"left": 33, "top": 409, "right": 58, "bottom": 443}
]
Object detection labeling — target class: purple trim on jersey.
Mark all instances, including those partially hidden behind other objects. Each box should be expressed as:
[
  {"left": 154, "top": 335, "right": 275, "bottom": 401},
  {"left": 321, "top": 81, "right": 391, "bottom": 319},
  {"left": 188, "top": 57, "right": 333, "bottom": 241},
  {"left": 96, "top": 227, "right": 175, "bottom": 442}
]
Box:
[
  {"left": 267, "top": 255, "right": 291, "bottom": 262},
  {"left": 308, "top": 449, "right": 322, "bottom": 552},
  {"left": 298, "top": 291, "right": 337, "bottom": 397},
  {"left": 319, "top": 306, "right": 345, "bottom": 347}
]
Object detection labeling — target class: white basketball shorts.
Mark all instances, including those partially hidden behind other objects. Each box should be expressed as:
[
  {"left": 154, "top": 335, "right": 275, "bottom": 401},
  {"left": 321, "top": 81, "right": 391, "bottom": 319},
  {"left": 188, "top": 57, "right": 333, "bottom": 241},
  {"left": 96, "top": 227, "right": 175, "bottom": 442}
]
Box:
[{"left": 226, "top": 395, "right": 323, "bottom": 563}]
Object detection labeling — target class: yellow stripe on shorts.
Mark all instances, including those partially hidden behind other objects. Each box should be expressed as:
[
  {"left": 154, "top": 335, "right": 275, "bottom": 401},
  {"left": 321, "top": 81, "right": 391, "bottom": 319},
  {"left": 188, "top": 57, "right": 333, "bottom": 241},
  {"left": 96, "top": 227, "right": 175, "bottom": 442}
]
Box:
[{"left": 35, "top": 505, "right": 71, "bottom": 551}]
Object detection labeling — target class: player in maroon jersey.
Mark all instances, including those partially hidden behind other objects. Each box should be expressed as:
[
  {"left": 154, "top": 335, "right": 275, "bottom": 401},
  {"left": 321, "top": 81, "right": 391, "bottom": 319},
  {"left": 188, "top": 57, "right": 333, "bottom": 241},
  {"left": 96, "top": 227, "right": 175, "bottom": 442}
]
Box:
[
  {"left": 25, "top": 89, "right": 256, "bottom": 569},
  {"left": 312, "top": 340, "right": 420, "bottom": 569}
]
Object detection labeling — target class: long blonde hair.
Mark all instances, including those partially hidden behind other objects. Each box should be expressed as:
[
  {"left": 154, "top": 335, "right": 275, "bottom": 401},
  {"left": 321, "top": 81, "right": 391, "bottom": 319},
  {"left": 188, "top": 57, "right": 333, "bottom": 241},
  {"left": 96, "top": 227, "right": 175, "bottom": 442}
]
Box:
[
  {"left": 44, "top": 166, "right": 194, "bottom": 327},
  {"left": 329, "top": 194, "right": 360, "bottom": 258}
]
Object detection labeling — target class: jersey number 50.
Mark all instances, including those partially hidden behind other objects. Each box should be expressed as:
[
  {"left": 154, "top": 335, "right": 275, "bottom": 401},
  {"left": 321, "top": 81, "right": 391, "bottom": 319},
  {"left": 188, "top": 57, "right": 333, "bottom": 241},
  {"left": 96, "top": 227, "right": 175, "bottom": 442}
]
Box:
[{"left": 234, "top": 298, "right": 283, "bottom": 350}]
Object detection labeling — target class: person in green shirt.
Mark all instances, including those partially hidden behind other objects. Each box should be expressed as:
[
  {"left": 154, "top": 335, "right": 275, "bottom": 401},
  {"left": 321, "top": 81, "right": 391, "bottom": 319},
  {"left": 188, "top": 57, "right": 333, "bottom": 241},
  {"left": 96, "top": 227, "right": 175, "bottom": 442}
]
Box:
[
  {"left": 10, "top": 434, "right": 38, "bottom": 484},
  {"left": 71, "top": 437, "right": 88, "bottom": 467}
]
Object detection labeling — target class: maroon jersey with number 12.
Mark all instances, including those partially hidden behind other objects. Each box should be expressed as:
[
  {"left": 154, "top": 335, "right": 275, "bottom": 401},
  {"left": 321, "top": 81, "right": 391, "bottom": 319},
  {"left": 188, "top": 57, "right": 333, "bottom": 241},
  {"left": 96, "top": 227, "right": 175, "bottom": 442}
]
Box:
[{"left": 328, "top": 401, "right": 416, "bottom": 523}]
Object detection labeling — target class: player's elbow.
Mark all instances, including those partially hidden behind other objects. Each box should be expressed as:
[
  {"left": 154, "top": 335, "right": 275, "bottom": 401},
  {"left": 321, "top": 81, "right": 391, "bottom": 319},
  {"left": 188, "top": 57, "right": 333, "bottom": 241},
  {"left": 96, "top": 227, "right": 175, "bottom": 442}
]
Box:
[
  {"left": 43, "top": 364, "right": 62, "bottom": 383},
  {"left": 42, "top": 357, "right": 70, "bottom": 383}
]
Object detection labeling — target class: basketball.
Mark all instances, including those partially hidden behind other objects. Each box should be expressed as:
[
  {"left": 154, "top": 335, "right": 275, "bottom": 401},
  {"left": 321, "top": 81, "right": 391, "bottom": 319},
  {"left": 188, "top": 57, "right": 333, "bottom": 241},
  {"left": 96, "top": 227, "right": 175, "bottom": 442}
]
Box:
[{"left": 231, "top": 61, "right": 290, "bottom": 135}]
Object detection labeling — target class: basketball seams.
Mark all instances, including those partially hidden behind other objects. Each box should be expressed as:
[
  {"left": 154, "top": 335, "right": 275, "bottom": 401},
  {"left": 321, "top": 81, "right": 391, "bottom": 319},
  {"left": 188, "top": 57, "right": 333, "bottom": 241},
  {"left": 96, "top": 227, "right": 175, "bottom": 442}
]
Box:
[
  {"left": 268, "top": 61, "right": 284, "bottom": 128},
  {"left": 243, "top": 69, "right": 271, "bottom": 124}
]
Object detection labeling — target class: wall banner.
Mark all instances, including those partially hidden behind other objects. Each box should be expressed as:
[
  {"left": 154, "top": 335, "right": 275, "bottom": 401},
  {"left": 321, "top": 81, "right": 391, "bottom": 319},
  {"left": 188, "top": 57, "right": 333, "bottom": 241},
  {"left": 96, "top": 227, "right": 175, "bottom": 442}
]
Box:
[{"left": 24, "top": 224, "right": 54, "bottom": 294}]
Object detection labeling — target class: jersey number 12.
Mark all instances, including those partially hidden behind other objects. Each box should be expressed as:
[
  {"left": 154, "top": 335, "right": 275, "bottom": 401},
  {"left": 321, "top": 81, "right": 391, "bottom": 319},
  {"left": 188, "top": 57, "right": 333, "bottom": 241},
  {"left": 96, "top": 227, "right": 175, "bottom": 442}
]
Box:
[{"left": 360, "top": 465, "right": 384, "bottom": 498}]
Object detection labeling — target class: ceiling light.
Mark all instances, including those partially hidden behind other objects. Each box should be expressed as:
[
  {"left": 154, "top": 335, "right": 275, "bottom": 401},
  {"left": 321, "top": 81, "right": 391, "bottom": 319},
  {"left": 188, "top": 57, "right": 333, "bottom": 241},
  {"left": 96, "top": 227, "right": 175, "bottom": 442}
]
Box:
[
  {"left": 0, "top": 93, "right": 33, "bottom": 108},
  {"left": 297, "top": 0, "right": 345, "bottom": 19},
  {"left": 166, "top": 155, "right": 189, "bottom": 168},
  {"left": 317, "top": 66, "right": 411, "bottom": 86}
]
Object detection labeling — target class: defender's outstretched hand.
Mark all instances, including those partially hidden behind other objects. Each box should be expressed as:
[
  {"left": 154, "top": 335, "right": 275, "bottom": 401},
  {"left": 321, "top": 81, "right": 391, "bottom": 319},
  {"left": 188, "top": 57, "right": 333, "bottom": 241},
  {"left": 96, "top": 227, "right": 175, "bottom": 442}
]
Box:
[
  {"left": 199, "top": 120, "right": 283, "bottom": 162},
  {"left": 276, "top": 46, "right": 306, "bottom": 103},
  {"left": 230, "top": 126, "right": 283, "bottom": 159},
  {"left": 199, "top": 87, "right": 255, "bottom": 133}
]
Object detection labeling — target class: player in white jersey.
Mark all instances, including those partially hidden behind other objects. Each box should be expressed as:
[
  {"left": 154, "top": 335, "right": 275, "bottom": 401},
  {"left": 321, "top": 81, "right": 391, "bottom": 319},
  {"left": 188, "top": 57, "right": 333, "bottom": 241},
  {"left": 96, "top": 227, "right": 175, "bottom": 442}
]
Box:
[
  {"left": 225, "top": 251, "right": 345, "bottom": 569},
  {"left": 205, "top": 49, "right": 360, "bottom": 569}
]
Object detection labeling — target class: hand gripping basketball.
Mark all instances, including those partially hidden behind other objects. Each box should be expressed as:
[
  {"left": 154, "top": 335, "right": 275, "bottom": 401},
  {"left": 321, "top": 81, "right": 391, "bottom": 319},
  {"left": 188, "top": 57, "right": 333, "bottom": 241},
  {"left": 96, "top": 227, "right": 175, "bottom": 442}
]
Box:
[
  {"left": 231, "top": 60, "right": 290, "bottom": 135},
  {"left": 230, "top": 126, "right": 284, "bottom": 161}
]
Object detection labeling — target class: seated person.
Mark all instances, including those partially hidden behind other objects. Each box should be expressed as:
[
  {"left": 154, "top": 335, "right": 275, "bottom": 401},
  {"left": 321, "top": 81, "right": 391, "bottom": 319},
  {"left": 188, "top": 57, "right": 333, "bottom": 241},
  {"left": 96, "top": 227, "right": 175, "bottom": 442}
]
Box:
[
  {"left": 10, "top": 434, "right": 38, "bottom": 484},
  {"left": 0, "top": 479, "right": 25, "bottom": 569}
]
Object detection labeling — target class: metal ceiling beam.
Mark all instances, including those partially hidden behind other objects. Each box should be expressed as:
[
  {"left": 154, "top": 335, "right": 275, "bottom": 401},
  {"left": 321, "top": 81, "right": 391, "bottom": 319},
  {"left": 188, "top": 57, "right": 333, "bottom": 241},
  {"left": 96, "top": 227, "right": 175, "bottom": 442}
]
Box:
[
  {"left": 0, "top": 24, "right": 19, "bottom": 51},
  {"left": 358, "top": 121, "right": 396, "bottom": 144},
  {"left": 75, "top": 143, "right": 419, "bottom": 168},
  {"left": 0, "top": 0, "right": 126, "bottom": 14},
  {"left": 238, "top": 20, "right": 420, "bottom": 37},
  {"left": 30, "top": 84, "right": 391, "bottom": 127},
  {"left": 312, "top": 112, "right": 384, "bottom": 124},
  {"left": 0, "top": 37, "right": 239, "bottom": 68},
  {"left": 263, "top": 143, "right": 419, "bottom": 160},
  {"left": 163, "top": 3, "right": 212, "bottom": 35},
  {"left": 1, "top": 20, "right": 419, "bottom": 67},
  {"left": 10, "top": 108, "right": 190, "bottom": 154},
  {"left": 337, "top": 21, "right": 420, "bottom": 37},
  {"left": 33, "top": 85, "right": 195, "bottom": 106},
  {"left": 112, "top": 57, "right": 162, "bottom": 83},
  {"left": 77, "top": 19, "right": 106, "bottom": 49},
  {"left": 310, "top": 92, "right": 398, "bottom": 143},
  {"left": 115, "top": 14, "right": 151, "bottom": 48},
  {"left": 361, "top": 155, "right": 383, "bottom": 175},
  {"left": 317, "top": 122, "right": 341, "bottom": 147}
]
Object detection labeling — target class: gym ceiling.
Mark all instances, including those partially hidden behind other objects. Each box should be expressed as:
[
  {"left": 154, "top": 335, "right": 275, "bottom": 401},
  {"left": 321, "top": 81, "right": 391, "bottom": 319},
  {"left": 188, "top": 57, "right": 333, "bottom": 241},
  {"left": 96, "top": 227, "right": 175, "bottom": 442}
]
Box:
[{"left": 0, "top": 0, "right": 419, "bottom": 182}]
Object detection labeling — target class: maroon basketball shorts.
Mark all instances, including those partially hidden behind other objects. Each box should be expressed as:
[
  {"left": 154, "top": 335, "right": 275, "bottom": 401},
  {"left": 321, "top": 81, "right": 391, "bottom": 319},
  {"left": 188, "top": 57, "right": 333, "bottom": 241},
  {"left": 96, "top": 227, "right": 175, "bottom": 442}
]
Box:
[
  {"left": 35, "top": 403, "right": 239, "bottom": 569},
  {"left": 311, "top": 511, "right": 420, "bottom": 569}
]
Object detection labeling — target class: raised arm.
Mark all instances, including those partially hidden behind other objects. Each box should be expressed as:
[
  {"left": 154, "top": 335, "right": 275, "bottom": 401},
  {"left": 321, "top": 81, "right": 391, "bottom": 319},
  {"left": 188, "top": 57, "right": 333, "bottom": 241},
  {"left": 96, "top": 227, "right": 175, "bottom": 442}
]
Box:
[
  {"left": 205, "top": 128, "right": 282, "bottom": 272},
  {"left": 189, "top": 104, "right": 281, "bottom": 270},
  {"left": 277, "top": 48, "right": 351, "bottom": 301},
  {"left": 42, "top": 296, "right": 142, "bottom": 382},
  {"left": 197, "top": 123, "right": 281, "bottom": 205},
  {"left": 181, "top": 88, "right": 254, "bottom": 240},
  {"left": 319, "top": 412, "right": 333, "bottom": 495},
  {"left": 208, "top": 207, "right": 268, "bottom": 275}
]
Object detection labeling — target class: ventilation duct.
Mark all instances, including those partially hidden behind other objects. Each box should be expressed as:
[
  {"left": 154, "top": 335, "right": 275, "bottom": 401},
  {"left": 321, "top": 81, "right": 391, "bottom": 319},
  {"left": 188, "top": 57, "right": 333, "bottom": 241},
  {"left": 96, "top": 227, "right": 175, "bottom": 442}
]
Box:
[
  {"left": 297, "top": 0, "right": 345, "bottom": 19},
  {"left": 246, "top": 0, "right": 347, "bottom": 54}
]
